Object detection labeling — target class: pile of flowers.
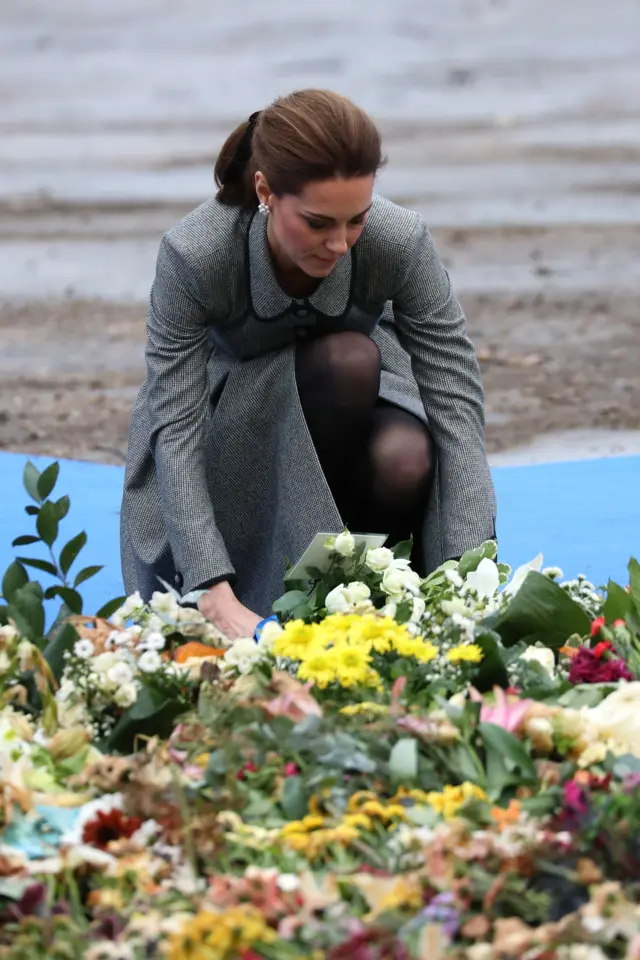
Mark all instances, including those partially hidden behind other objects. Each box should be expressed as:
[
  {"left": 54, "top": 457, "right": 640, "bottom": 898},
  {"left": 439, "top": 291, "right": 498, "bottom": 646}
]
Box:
[{"left": 2, "top": 462, "right": 640, "bottom": 958}]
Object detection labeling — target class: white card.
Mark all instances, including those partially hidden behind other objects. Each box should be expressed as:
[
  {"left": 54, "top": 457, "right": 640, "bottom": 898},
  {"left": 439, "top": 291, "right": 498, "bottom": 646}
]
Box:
[{"left": 287, "top": 531, "right": 388, "bottom": 581}]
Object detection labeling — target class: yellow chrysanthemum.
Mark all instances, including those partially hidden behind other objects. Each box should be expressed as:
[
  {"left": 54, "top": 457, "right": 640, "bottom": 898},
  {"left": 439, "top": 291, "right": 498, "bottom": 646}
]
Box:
[
  {"left": 394, "top": 636, "right": 438, "bottom": 662},
  {"left": 167, "top": 905, "right": 275, "bottom": 960},
  {"left": 297, "top": 649, "right": 337, "bottom": 688},
  {"left": 446, "top": 644, "right": 484, "bottom": 664},
  {"left": 333, "top": 643, "right": 372, "bottom": 685},
  {"left": 339, "top": 702, "right": 389, "bottom": 718},
  {"left": 426, "top": 782, "right": 487, "bottom": 820},
  {"left": 273, "top": 619, "right": 315, "bottom": 660}
]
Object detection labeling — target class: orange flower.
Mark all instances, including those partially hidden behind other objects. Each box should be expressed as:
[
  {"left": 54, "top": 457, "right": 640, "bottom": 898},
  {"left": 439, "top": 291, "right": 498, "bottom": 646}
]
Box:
[
  {"left": 174, "top": 641, "right": 226, "bottom": 663},
  {"left": 491, "top": 799, "right": 522, "bottom": 830},
  {"left": 558, "top": 645, "right": 578, "bottom": 658}
]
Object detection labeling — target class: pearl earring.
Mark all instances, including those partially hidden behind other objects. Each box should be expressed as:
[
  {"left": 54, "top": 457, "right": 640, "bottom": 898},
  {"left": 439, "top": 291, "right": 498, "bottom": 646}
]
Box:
[{"left": 258, "top": 201, "right": 270, "bottom": 216}]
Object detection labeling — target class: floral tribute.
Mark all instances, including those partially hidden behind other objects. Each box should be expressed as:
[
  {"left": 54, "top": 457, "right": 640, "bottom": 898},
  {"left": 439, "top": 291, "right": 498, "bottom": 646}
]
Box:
[{"left": 2, "top": 462, "right": 640, "bottom": 959}]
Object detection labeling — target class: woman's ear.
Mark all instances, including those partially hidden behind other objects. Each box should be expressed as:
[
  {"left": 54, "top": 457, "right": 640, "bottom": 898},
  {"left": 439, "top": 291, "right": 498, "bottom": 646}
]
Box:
[{"left": 254, "top": 171, "right": 271, "bottom": 208}]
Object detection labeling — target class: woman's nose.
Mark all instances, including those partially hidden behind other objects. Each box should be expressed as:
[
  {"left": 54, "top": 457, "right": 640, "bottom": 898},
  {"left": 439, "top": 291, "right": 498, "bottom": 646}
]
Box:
[{"left": 326, "top": 232, "right": 348, "bottom": 255}]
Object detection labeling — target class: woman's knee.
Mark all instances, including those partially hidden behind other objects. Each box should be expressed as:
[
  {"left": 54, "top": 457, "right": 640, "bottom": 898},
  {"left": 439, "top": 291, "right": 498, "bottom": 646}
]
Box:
[
  {"left": 296, "top": 332, "right": 381, "bottom": 401},
  {"left": 370, "top": 418, "right": 435, "bottom": 498}
]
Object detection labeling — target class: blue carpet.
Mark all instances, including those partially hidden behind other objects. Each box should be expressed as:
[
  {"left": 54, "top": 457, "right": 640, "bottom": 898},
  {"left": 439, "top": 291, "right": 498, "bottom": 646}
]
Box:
[{"left": 1, "top": 451, "right": 638, "bottom": 620}]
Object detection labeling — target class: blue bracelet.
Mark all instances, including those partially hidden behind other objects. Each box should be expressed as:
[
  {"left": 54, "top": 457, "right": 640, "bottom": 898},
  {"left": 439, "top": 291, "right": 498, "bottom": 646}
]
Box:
[{"left": 254, "top": 614, "right": 279, "bottom": 641}]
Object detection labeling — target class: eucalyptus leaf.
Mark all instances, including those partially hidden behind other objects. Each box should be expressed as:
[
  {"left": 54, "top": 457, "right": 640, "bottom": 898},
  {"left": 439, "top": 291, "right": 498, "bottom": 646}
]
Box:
[
  {"left": 53, "top": 496, "right": 70, "bottom": 521},
  {"left": 389, "top": 737, "right": 418, "bottom": 782},
  {"left": 11, "top": 535, "right": 41, "bottom": 547}
]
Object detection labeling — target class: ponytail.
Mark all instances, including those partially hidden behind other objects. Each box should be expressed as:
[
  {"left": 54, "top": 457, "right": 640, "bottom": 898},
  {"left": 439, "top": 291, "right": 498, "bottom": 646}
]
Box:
[{"left": 214, "top": 111, "right": 261, "bottom": 208}]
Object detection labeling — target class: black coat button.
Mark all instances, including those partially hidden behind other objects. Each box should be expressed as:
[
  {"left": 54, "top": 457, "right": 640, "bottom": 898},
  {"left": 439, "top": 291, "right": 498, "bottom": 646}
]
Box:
[{"left": 174, "top": 571, "right": 183, "bottom": 589}]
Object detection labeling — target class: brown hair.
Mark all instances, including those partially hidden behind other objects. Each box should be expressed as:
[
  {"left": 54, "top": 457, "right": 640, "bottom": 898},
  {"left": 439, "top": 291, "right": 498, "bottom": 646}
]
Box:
[{"left": 214, "top": 89, "right": 386, "bottom": 209}]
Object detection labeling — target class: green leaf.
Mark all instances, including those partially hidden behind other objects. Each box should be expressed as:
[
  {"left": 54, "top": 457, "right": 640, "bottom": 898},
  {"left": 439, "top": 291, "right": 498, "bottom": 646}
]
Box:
[
  {"left": 104, "top": 690, "right": 186, "bottom": 753},
  {"left": 393, "top": 539, "right": 413, "bottom": 560},
  {"left": 59, "top": 531, "right": 87, "bottom": 576},
  {"left": 42, "top": 622, "right": 78, "bottom": 682},
  {"left": 36, "top": 462, "right": 60, "bottom": 501},
  {"left": 25, "top": 505, "right": 40, "bottom": 516},
  {"left": 11, "top": 535, "right": 41, "bottom": 547},
  {"left": 17, "top": 557, "right": 59, "bottom": 578},
  {"left": 272, "top": 590, "right": 310, "bottom": 615},
  {"left": 74, "top": 565, "right": 103, "bottom": 588},
  {"left": 45, "top": 587, "right": 83, "bottom": 615},
  {"left": 23, "top": 461, "right": 42, "bottom": 503},
  {"left": 472, "top": 631, "right": 509, "bottom": 692},
  {"left": 280, "top": 776, "right": 308, "bottom": 820},
  {"left": 478, "top": 723, "right": 538, "bottom": 783},
  {"left": 603, "top": 579, "right": 635, "bottom": 624},
  {"left": 458, "top": 540, "right": 497, "bottom": 577},
  {"left": 53, "top": 496, "right": 70, "bottom": 521},
  {"left": 10, "top": 583, "right": 46, "bottom": 642},
  {"left": 2, "top": 560, "right": 29, "bottom": 602},
  {"left": 304, "top": 566, "right": 324, "bottom": 581},
  {"left": 389, "top": 737, "right": 418, "bottom": 782},
  {"left": 629, "top": 558, "right": 640, "bottom": 620},
  {"left": 96, "top": 596, "right": 127, "bottom": 619},
  {"left": 35, "top": 501, "right": 59, "bottom": 547},
  {"left": 484, "top": 572, "right": 590, "bottom": 649}
]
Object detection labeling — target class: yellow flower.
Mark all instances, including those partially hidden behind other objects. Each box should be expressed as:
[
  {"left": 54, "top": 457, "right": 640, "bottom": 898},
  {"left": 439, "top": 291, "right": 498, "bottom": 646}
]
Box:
[
  {"left": 297, "top": 649, "right": 337, "bottom": 688},
  {"left": 375, "top": 875, "right": 423, "bottom": 915},
  {"left": 342, "top": 812, "right": 373, "bottom": 830},
  {"left": 426, "top": 782, "right": 487, "bottom": 820},
  {"left": 394, "top": 636, "right": 438, "bottom": 662},
  {"left": 339, "top": 702, "right": 389, "bottom": 718},
  {"left": 167, "top": 905, "right": 275, "bottom": 959},
  {"left": 447, "top": 644, "right": 484, "bottom": 664},
  {"left": 333, "top": 643, "right": 371, "bottom": 686},
  {"left": 273, "top": 620, "right": 315, "bottom": 660}
]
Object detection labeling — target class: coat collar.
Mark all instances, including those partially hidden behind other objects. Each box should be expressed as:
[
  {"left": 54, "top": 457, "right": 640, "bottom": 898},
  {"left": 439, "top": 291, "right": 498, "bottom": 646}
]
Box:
[{"left": 246, "top": 209, "right": 354, "bottom": 321}]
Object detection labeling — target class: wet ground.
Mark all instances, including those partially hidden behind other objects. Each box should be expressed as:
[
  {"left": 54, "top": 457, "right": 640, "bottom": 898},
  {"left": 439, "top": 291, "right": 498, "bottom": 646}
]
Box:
[{"left": 1, "top": 0, "right": 640, "bottom": 463}]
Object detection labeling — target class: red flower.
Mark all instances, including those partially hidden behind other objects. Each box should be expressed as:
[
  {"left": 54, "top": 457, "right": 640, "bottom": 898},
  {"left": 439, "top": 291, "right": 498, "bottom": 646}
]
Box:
[
  {"left": 590, "top": 616, "right": 606, "bottom": 638},
  {"left": 237, "top": 762, "right": 258, "bottom": 780},
  {"left": 593, "top": 640, "right": 614, "bottom": 659},
  {"left": 568, "top": 647, "right": 633, "bottom": 685},
  {"left": 82, "top": 809, "right": 143, "bottom": 850},
  {"left": 613, "top": 619, "right": 626, "bottom": 629},
  {"left": 284, "top": 762, "right": 299, "bottom": 777}
]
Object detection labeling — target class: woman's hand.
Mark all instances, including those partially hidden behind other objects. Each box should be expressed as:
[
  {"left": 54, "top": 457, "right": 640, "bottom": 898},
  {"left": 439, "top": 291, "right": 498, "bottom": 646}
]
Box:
[{"left": 198, "top": 581, "right": 262, "bottom": 639}]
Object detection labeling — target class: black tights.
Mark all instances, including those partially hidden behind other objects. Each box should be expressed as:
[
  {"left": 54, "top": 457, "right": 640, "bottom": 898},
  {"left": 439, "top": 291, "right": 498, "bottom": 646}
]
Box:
[{"left": 295, "top": 331, "right": 435, "bottom": 569}]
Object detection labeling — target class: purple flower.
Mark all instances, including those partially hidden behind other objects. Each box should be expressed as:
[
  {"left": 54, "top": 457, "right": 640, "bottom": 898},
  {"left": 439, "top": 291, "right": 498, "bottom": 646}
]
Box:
[{"left": 418, "top": 892, "right": 460, "bottom": 938}]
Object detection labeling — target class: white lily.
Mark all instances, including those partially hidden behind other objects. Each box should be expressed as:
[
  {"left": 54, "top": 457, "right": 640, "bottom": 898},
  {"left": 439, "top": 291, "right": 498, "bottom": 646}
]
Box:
[
  {"left": 503, "top": 553, "right": 543, "bottom": 597},
  {"left": 464, "top": 558, "right": 500, "bottom": 599}
]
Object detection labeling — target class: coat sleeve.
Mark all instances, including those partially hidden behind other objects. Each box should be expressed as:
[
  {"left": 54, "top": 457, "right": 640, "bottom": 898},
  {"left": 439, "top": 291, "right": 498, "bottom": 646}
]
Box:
[
  {"left": 145, "top": 234, "right": 235, "bottom": 594},
  {"left": 391, "top": 216, "right": 497, "bottom": 559}
]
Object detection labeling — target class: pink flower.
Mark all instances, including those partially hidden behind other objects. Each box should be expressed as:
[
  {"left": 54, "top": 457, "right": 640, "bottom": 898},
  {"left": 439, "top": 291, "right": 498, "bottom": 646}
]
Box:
[
  {"left": 284, "top": 762, "right": 299, "bottom": 777},
  {"left": 470, "top": 686, "right": 534, "bottom": 734}
]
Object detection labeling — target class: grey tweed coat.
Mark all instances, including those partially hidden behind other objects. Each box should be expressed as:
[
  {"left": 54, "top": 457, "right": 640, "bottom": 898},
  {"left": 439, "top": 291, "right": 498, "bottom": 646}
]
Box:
[{"left": 120, "top": 195, "right": 497, "bottom": 616}]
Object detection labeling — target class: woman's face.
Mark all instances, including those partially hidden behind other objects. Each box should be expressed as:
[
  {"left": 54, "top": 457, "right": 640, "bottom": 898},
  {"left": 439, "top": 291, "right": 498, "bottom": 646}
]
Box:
[{"left": 256, "top": 173, "right": 375, "bottom": 278}]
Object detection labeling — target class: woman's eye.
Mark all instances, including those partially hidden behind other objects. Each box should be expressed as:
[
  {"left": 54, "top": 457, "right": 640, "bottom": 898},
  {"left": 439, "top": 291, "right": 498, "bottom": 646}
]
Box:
[{"left": 306, "top": 219, "right": 326, "bottom": 230}]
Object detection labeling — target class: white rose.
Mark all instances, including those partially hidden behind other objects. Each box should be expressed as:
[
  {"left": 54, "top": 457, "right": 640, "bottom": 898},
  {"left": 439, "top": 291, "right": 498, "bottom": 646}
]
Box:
[
  {"left": 139, "top": 630, "right": 166, "bottom": 652},
  {"left": 380, "top": 602, "right": 397, "bottom": 619},
  {"left": 0, "top": 624, "right": 19, "bottom": 643},
  {"left": 381, "top": 566, "right": 421, "bottom": 598},
  {"left": 224, "top": 638, "right": 263, "bottom": 675},
  {"left": 137, "top": 650, "right": 162, "bottom": 674},
  {"left": 325, "top": 584, "right": 351, "bottom": 614},
  {"left": 520, "top": 645, "right": 556, "bottom": 678},
  {"left": 365, "top": 547, "right": 395, "bottom": 573},
  {"left": 345, "top": 581, "right": 370, "bottom": 604},
  {"left": 257, "top": 620, "right": 283, "bottom": 652},
  {"left": 111, "top": 591, "right": 144, "bottom": 625},
  {"left": 589, "top": 682, "right": 640, "bottom": 757},
  {"left": 276, "top": 873, "right": 300, "bottom": 892},
  {"left": 113, "top": 682, "right": 139, "bottom": 708},
  {"left": 149, "top": 591, "right": 180, "bottom": 619},
  {"left": 107, "top": 661, "right": 135, "bottom": 685},
  {"left": 410, "top": 597, "right": 426, "bottom": 623},
  {"left": 333, "top": 531, "right": 356, "bottom": 557}
]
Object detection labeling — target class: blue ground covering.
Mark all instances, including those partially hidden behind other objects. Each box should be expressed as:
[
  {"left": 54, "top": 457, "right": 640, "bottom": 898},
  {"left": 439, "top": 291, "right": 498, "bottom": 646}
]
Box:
[{"left": 1, "top": 451, "right": 639, "bottom": 618}]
